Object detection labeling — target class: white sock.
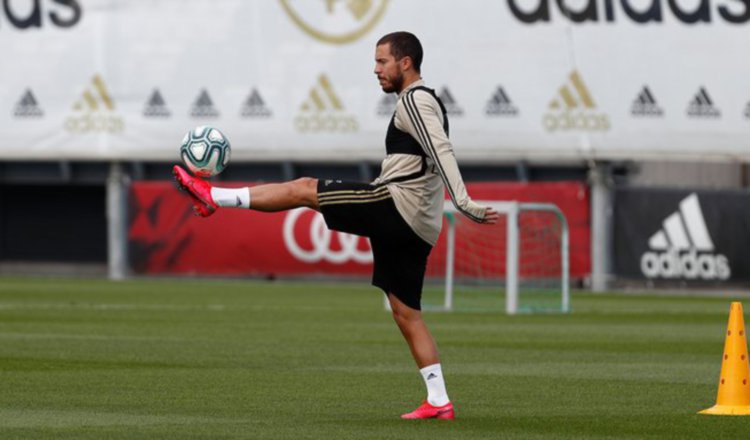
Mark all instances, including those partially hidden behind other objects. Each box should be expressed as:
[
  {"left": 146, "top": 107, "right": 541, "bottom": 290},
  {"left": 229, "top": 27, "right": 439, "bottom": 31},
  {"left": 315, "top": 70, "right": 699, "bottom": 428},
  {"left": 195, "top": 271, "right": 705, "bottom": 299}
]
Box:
[
  {"left": 210, "top": 187, "right": 251, "bottom": 209},
  {"left": 420, "top": 363, "right": 450, "bottom": 407}
]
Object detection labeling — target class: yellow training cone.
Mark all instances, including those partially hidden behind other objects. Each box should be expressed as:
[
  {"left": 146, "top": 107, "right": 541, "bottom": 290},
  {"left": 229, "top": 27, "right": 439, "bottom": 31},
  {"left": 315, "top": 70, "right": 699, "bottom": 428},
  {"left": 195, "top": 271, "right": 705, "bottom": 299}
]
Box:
[{"left": 700, "top": 302, "right": 750, "bottom": 415}]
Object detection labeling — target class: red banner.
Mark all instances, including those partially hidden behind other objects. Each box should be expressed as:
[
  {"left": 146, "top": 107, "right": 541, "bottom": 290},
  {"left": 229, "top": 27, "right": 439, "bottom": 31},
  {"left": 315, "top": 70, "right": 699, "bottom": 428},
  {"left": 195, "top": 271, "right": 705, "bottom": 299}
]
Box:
[{"left": 129, "top": 181, "right": 589, "bottom": 278}]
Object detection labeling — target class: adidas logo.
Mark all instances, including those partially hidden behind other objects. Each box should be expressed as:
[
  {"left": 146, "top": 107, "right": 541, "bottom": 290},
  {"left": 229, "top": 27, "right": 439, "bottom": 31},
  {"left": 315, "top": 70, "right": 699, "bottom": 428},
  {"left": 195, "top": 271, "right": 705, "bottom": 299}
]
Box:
[
  {"left": 543, "top": 70, "right": 609, "bottom": 132},
  {"left": 631, "top": 86, "right": 663, "bottom": 117},
  {"left": 295, "top": 74, "right": 357, "bottom": 132},
  {"left": 190, "top": 89, "right": 219, "bottom": 118},
  {"left": 438, "top": 87, "right": 463, "bottom": 116},
  {"left": 143, "top": 89, "right": 171, "bottom": 118},
  {"left": 240, "top": 88, "right": 272, "bottom": 118},
  {"left": 13, "top": 89, "right": 44, "bottom": 118},
  {"left": 427, "top": 373, "right": 438, "bottom": 380},
  {"left": 640, "top": 193, "right": 730, "bottom": 280},
  {"left": 686, "top": 87, "right": 720, "bottom": 118},
  {"left": 376, "top": 93, "right": 397, "bottom": 117},
  {"left": 485, "top": 86, "right": 519, "bottom": 116},
  {"left": 64, "top": 74, "right": 124, "bottom": 133}
]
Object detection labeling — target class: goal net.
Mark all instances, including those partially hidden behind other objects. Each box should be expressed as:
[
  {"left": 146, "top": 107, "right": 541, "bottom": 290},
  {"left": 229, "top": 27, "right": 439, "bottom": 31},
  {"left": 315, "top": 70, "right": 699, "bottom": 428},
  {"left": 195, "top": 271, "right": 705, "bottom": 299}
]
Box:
[{"left": 421, "top": 201, "right": 570, "bottom": 314}]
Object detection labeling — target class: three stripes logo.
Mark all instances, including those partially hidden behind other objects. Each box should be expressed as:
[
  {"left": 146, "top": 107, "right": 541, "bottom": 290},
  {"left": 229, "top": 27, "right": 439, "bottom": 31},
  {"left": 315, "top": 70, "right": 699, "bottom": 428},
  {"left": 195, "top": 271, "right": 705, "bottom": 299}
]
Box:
[
  {"left": 543, "top": 70, "right": 609, "bottom": 132},
  {"left": 317, "top": 185, "right": 391, "bottom": 208},
  {"left": 241, "top": 88, "right": 272, "bottom": 118},
  {"left": 485, "top": 86, "right": 519, "bottom": 116},
  {"left": 143, "top": 89, "right": 171, "bottom": 118},
  {"left": 687, "top": 87, "right": 720, "bottom": 118},
  {"left": 640, "top": 193, "right": 730, "bottom": 280},
  {"left": 65, "top": 75, "right": 124, "bottom": 133},
  {"left": 13, "top": 89, "right": 43, "bottom": 118},
  {"left": 631, "top": 86, "right": 663, "bottom": 117},
  {"left": 438, "top": 87, "right": 464, "bottom": 117},
  {"left": 295, "top": 74, "right": 358, "bottom": 132},
  {"left": 190, "top": 89, "right": 219, "bottom": 118}
]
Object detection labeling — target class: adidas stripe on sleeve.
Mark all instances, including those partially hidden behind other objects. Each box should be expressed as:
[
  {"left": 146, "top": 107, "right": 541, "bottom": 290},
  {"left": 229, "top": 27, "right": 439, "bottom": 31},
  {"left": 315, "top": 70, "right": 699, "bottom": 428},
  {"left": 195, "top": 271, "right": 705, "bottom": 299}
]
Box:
[{"left": 397, "top": 89, "right": 486, "bottom": 223}]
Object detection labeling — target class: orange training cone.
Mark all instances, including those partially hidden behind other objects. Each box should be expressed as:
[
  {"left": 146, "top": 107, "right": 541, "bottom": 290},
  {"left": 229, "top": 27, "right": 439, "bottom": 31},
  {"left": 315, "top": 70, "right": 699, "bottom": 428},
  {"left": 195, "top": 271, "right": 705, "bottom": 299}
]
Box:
[{"left": 699, "top": 302, "right": 750, "bottom": 415}]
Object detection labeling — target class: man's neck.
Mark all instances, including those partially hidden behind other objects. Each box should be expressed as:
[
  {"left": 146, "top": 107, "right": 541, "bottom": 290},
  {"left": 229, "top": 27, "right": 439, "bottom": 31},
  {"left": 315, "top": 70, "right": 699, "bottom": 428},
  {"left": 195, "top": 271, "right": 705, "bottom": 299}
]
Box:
[{"left": 397, "top": 75, "right": 422, "bottom": 95}]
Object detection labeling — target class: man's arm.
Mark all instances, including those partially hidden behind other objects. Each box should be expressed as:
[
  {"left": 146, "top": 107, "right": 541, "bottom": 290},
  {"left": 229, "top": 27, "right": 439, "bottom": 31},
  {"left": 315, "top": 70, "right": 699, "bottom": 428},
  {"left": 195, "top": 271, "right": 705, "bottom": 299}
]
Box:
[{"left": 397, "top": 89, "right": 497, "bottom": 224}]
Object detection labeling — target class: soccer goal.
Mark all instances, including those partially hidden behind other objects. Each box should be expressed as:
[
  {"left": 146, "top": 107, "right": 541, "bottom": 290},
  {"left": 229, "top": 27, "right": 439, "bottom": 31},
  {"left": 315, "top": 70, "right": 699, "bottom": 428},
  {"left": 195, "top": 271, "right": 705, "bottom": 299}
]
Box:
[{"left": 421, "top": 201, "right": 570, "bottom": 314}]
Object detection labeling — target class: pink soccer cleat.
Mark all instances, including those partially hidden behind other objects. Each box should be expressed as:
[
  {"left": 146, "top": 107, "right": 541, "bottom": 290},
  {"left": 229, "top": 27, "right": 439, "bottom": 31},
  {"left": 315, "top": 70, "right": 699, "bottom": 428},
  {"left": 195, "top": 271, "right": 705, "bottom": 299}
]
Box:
[
  {"left": 172, "top": 165, "right": 217, "bottom": 217},
  {"left": 401, "top": 401, "right": 455, "bottom": 420}
]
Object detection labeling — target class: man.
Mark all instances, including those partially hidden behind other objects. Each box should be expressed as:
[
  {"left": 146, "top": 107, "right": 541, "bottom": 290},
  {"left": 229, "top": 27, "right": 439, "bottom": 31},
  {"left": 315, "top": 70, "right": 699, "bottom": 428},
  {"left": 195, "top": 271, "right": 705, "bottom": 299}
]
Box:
[{"left": 173, "top": 31, "right": 499, "bottom": 420}]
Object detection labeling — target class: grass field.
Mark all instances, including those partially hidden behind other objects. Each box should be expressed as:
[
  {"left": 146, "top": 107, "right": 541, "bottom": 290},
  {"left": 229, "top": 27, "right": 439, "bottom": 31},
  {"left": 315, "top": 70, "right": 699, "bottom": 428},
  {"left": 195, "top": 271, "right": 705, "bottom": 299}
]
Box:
[{"left": 1, "top": 277, "right": 748, "bottom": 439}]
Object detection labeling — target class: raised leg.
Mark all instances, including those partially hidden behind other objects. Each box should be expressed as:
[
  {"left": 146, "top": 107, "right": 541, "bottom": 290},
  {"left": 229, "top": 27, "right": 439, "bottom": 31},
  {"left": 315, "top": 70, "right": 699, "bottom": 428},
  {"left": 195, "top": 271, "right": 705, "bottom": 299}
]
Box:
[{"left": 248, "top": 177, "right": 320, "bottom": 212}]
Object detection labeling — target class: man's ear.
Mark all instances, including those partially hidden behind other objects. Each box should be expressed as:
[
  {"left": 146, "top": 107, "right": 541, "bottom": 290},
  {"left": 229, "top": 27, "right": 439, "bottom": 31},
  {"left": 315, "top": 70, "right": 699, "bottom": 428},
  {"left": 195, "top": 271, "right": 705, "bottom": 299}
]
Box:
[{"left": 400, "top": 56, "right": 413, "bottom": 72}]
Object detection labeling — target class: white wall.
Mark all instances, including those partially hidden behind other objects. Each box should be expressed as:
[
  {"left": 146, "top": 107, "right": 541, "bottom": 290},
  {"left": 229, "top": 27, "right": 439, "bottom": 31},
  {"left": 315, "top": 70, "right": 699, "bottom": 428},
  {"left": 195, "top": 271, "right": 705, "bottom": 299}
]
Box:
[{"left": 1, "top": 0, "right": 748, "bottom": 162}]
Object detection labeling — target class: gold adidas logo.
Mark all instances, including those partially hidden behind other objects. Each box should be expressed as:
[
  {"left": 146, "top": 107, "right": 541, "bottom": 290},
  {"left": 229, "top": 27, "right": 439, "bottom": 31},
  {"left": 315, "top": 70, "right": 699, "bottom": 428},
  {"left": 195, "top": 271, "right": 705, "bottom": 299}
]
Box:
[
  {"left": 72, "top": 75, "right": 115, "bottom": 111},
  {"left": 295, "top": 74, "right": 358, "bottom": 132},
  {"left": 543, "top": 70, "right": 609, "bottom": 132},
  {"left": 65, "top": 74, "right": 124, "bottom": 133}
]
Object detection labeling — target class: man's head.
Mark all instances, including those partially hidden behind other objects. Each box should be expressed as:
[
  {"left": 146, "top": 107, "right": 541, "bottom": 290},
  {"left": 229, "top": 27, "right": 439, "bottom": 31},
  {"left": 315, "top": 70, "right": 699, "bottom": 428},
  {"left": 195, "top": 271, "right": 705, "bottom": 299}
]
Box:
[{"left": 374, "top": 31, "right": 423, "bottom": 94}]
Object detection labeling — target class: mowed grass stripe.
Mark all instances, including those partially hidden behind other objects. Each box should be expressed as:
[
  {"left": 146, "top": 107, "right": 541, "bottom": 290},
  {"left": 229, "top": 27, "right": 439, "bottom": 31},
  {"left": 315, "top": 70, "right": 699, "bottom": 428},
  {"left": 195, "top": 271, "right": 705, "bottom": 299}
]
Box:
[
  {"left": 0, "top": 277, "right": 747, "bottom": 439},
  {"left": 0, "top": 409, "right": 242, "bottom": 428}
]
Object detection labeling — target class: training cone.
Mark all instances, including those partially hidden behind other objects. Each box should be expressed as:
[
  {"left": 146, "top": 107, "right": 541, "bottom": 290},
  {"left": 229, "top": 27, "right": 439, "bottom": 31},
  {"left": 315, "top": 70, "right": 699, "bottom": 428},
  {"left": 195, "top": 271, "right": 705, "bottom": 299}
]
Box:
[{"left": 699, "top": 302, "right": 750, "bottom": 415}]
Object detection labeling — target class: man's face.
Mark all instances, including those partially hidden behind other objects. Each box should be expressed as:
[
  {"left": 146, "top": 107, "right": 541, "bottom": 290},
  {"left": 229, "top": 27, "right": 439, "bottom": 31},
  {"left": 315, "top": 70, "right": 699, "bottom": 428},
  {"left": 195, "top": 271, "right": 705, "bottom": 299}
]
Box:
[{"left": 374, "top": 43, "right": 404, "bottom": 94}]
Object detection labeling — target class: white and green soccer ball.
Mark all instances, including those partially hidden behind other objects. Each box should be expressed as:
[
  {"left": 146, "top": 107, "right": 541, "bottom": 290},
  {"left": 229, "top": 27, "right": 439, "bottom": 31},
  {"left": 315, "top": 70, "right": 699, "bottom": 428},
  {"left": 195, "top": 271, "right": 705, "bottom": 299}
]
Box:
[{"left": 179, "top": 125, "right": 231, "bottom": 177}]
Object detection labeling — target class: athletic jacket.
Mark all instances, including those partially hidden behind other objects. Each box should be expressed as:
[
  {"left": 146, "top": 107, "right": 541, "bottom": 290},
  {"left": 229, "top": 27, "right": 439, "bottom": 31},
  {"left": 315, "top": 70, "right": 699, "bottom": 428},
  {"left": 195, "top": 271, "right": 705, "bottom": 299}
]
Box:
[{"left": 371, "top": 80, "right": 486, "bottom": 245}]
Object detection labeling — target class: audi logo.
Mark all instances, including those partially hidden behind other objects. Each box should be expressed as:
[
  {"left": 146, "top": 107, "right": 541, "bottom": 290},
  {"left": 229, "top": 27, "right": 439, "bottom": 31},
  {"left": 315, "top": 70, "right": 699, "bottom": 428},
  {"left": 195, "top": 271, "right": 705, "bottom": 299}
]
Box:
[{"left": 283, "top": 208, "right": 373, "bottom": 264}]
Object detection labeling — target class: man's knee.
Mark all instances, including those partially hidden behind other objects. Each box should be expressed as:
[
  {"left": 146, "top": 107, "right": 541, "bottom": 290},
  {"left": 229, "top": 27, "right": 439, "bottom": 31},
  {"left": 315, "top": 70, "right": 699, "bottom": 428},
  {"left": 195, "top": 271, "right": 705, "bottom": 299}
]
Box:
[{"left": 389, "top": 294, "right": 422, "bottom": 326}]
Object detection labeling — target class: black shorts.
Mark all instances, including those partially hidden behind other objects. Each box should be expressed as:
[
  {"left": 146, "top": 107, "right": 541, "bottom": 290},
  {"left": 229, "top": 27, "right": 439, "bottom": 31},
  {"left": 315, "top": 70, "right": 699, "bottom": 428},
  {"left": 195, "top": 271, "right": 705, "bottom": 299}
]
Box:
[{"left": 317, "top": 180, "right": 432, "bottom": 310}]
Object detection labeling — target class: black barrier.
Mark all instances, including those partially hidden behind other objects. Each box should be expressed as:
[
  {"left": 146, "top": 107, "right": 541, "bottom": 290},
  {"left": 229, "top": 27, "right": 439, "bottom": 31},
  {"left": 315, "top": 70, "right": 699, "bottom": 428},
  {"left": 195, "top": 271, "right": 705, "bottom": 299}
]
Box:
[{"left": 614, "top": 188, "right": 750, "bottom": 283}]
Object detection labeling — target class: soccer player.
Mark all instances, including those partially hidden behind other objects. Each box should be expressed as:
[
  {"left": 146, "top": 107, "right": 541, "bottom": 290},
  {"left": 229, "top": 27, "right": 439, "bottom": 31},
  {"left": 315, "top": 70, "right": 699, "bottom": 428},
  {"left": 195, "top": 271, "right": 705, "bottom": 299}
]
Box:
[{"left": 173, "top": 31, "right": 499, "bottom": 420}]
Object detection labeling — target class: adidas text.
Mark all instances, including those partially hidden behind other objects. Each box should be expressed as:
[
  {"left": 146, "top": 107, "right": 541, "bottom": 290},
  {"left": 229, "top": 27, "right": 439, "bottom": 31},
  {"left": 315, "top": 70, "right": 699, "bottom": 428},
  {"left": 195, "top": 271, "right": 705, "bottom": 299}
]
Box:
[
  {"left": 1, "top": 0, "right": 82, "bottom": 30},
  {"left": 687, "top": 105, "right": 720, "bottom": 118},
  {"left": 295, "top": 114, "right": 358, "bottom": 132},
  {"left": 508, "top": 0, "right": 749, "bottom": 24},
  {"left": 631, "top": 104, "right": 663, "bottom": 117},
  {"left": 486, "top": 106, "right": 518, "bottom": 116},
  {"left": 15, "top": 107, "right": 44, "bottom": 118},
  {"left": 543, "top": 111, "right": 610, "bottom": 132},
  {"left": 641, "top": 250, "right": 731, "bottom": 280},
  {"left": 65, "top": 114, "right": 124, "bottom": 133}
]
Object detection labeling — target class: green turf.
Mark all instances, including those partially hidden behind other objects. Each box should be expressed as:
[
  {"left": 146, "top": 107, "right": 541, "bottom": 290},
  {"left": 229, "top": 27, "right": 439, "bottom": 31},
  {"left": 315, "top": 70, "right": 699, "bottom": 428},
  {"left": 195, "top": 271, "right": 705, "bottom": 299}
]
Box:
[{"left": 0, "top": 277, "right": 748, "bottom": 439}]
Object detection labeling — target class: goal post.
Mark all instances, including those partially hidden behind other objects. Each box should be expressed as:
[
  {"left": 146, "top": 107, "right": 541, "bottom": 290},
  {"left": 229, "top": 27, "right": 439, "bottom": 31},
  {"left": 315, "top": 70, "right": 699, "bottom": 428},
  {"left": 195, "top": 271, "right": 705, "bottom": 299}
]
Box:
[{"left": 427, "top": 201, "right": 570, "bottom": 314}]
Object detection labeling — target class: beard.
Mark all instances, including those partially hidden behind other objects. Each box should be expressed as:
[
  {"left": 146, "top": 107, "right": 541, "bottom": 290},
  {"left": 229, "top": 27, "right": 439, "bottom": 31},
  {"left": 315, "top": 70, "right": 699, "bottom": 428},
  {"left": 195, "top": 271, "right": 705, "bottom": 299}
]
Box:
[{"left": 381, "top": 72, "right": 404, "bottom": 94}]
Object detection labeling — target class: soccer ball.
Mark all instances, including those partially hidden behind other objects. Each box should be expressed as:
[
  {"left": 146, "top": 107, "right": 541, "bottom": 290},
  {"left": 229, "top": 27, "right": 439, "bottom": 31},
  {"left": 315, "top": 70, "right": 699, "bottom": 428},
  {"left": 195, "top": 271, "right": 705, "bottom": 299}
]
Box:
[{"left": 179, "top": 125, "right": 231, "bottom": 177}]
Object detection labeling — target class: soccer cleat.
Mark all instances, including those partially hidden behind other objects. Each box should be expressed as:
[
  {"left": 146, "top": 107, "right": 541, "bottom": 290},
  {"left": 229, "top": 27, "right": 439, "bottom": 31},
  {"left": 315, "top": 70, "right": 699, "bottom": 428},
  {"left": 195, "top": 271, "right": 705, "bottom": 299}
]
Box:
[
  {"left": 400, "top": 401, "right": 455, "bottom": 420},
  {"left": 172, "top": 165, "right": 217, "bottom": 217}
]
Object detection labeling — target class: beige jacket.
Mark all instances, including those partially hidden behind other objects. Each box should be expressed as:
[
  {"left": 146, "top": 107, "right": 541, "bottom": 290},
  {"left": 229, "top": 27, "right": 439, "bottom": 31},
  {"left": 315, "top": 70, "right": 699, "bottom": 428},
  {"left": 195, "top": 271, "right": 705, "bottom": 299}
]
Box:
[{"left": 372, "top": 80, "right": 486, "bottom": 245}]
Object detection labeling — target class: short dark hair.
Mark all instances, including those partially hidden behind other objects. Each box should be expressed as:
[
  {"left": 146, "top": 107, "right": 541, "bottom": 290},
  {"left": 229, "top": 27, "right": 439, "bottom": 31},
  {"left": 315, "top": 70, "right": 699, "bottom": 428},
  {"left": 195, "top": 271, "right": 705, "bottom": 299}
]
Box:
[{"left": 377, "top": 31, "right": 423, "bottom": 73}]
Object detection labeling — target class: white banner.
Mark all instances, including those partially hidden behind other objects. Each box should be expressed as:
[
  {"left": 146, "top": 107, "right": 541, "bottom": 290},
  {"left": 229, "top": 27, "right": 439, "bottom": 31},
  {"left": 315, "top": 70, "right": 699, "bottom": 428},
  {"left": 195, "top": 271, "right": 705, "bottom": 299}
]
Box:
[{"left": 1, "top": 0, "right": 749, "bottom": 162}]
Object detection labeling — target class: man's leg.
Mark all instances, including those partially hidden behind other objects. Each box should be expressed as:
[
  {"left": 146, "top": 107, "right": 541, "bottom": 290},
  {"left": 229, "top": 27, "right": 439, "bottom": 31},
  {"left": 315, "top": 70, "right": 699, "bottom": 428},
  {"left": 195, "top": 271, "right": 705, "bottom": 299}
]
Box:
[
  {"left": 387, "top": 293, "right": 439, "bottom": 368},
  {"left": 388, "top": 293, "right": 454, "bottom": 419},
  {"left": 246, "top": 177, "right": 319, "bottom": 212},
  {"left": 173, "top": 165, "right": 319, "bottom": 216}
]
